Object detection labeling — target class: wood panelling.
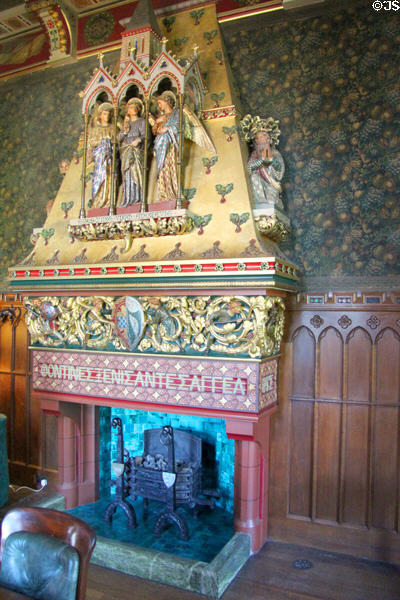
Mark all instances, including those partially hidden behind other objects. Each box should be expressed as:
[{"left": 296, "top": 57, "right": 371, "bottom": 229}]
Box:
[
  {"left": 347, "top": 327, "right": 372, "bottom": 402},
  {"left": 0, "top": 297, "right": 56, "bottom": 486},
  {"left": 315, "top": 402, "right": 341, "bottom": 522},
  {"left": 1, "top": 290, "right": 399, "bottom": 564},
  {"left": 342, "top": 404, "right": 369, "bottom": 526},
  {"left": 292, "top": 327, "right": 315, "bottom": 397},
  {"left": 270, "top": 292, "right": 400, "bottom": 563},
  {"left": 318, "top": 327, "right": 343, "bottom": 400},
  {"left": 289, "top": 399, "right": 313, "bottom": 518}
]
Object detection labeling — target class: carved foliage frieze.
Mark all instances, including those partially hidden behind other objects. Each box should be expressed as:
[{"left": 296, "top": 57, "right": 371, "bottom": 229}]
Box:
[{"left": 24, "top": 294, "right": 285, "bottom": 358}]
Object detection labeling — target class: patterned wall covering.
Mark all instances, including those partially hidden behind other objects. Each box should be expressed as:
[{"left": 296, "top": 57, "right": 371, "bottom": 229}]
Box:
[
  {"left": 0, "top": 4, "right": 399, "bottom": 288},
  {"left": 224, "top": 3, "right": 400, "bottom": 286},
  {"left": 0, "top": 52, "right": 117, "bottom": 284}
]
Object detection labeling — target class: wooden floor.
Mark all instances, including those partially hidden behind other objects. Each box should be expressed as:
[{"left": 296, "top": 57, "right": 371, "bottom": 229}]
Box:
[{"left": 86, "top": 540, "right": 400, "bottom": 600}]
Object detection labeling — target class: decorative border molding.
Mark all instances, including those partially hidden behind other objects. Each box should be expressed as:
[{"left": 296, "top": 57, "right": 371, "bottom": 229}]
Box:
[
  {"left": 24, "top": 294, "right": 285, "bottom": 358},
  {"left": 10, "top": 258, "right": 299, "bottom": 288},
  {"left": 290, "top": 291, "right": 400, "bottom": 308}
]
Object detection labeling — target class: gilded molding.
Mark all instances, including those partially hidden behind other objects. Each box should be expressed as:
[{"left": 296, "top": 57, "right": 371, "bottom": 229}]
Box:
[
  {"left": 68, "top": 211, "right": 194, "bottom": 249},
  {"left": 24, "top": 294, "right": 285, "bottom": 358}
]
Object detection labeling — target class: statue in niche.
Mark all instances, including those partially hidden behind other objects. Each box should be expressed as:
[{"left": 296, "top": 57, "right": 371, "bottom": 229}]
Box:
[
  {"left": 240, "top": 114, "right": 285, "bottom": 212},
  {"left": 118, "top": 98, "right": 146, "bottom": 207},
  {"left": 87, "top": 102, "right": 117, "bottom": 208},
  {"left": 152, "top": 90, "right": 181, "bottom": 203},
  {"left": 152, "top": 90, "right": 216, "bottom": 205}
]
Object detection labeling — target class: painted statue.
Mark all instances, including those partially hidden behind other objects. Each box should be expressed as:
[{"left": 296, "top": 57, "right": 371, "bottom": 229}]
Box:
[
  {"left": 240, "top": 114, "right": 285, "bottom": 211},
  {"left": 119, "top": 98, "right": 145, "bottom": 207},
  {"left": 152, "top": 90, "right": 216, "bottom": 205},
  {"left": 87, "top": 102, "right": 115, "bottom": 208},
  {"left": 152, "top": 91, "right": 180, "bottom": 203}
]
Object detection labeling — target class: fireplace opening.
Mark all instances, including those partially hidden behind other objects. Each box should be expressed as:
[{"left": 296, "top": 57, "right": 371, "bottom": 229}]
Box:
[{"left": 68, "top": 407, "right": 236, "bottom": 563}]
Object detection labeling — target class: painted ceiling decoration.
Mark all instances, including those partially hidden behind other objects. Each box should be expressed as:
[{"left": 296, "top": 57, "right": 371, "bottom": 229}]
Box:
[{"left": 0, "top": 0, "right": 325, "bottom": 78}]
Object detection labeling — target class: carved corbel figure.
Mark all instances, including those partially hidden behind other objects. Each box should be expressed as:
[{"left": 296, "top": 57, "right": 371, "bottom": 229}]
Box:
[{"left": 240, "top": 114, "right": 291, "bottom": 242}]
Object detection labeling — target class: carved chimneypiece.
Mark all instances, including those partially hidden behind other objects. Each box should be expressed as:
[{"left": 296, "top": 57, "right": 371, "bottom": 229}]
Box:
[{"left": 8, "top": 0, "right": 298, "bottom": 571}]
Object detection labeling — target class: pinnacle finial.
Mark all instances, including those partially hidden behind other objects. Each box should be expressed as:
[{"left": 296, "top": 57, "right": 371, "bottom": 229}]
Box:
[{"left": 97, "top": 51, "right": 104, "bottom": 67}]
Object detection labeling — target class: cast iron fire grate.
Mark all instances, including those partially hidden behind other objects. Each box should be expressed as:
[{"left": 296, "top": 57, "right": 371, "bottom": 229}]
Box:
[{"left": 104, "top": 419, "right": 218, "bottom": 540}]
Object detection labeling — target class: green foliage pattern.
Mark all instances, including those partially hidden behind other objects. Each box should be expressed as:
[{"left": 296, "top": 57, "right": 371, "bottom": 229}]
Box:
[
  {"left": 225, "top": 4, "right": 400, "bottom": 277},
  {"left": 0, "top": 54, "right": 105, "bottom": 284}
]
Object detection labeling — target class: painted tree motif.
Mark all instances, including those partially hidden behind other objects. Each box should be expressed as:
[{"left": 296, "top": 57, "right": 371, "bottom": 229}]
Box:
[
  {"left": 61, "top": 201, "right": 74, "bottom": 219},
  {"left": 41, "top": 229, "right": 55, "bottom": 245},
  {"left": 204, "top": 30, "right": 217, "bottom": 45},
  {"left": 193, "top": 214, "right": 212, "bottom": 235},
  {"left": 215, "top": 50, "right": 223, "bottom": 65},
  {"left": 190, "top": 9, "right": 204, "bottom": 25},
  {"left": 162, "top": 16, "right": 175, "bottom": 32},
  {"left": 202, "top": 156, "right": 218, "bottom": 174},
  {"left": 216, "top": 183, "right": 234, "bottom": 203},
  {"left": 222, "top": 126, "right": 237, "bottom": 142},
  {"left": 211, "top": 92, "right": 225, "bottom": 107},
  {"left": 182, "top": 188, "right": 197, "bottom": 202},
  {"left": 230, "top": 212, "right": 250, "bottom": 232},
  {"left": 174, "top": 37, "right": 188, "bottom": 50}
]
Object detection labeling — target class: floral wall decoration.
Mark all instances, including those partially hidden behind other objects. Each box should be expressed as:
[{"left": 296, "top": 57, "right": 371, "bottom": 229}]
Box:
[
  {"left": 0, "top": 53, "right": 113, "bottom": 285},
  {"left": 224, "top": 3, "right": 400, "bottom": 281}
]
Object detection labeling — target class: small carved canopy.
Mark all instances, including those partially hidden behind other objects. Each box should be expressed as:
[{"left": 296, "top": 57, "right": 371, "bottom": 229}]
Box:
[{"left": 240, "top": 114, "right": 281, "bottom": 146}]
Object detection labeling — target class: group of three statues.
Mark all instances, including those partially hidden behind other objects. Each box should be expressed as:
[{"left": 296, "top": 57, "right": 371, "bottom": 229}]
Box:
[
  {"left": 88, "top": 90, "right": 180, "bottom": 210},
  {"left": 87, "top": 90, "right": 286, "bottom": 213}
]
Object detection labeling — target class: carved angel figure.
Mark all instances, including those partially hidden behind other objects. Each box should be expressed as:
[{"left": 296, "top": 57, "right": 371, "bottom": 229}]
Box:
[
  {"left": 240, "top": 114, "right": 285, "bottom": 211},
  {"left": 152, "top": 90, "right": 215, "bottom": 205}
]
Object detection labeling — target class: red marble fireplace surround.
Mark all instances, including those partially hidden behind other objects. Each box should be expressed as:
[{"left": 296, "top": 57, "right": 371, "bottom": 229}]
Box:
[{"left": 33, "top": 357, "right": 277, "bottom": 554}]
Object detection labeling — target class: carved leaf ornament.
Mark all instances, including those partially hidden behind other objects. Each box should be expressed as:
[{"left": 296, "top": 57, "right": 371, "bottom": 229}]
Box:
[{"left": 24, "top": 295, "right": 285, "bottom": 358}]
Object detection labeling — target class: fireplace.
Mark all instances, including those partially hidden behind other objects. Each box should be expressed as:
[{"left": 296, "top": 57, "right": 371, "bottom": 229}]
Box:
[
  {"left": 33, "top": 347, "right": 278, "bottom": 556},
  {"left": 26, "top": 290, "right": 288, "bottom": 597}
]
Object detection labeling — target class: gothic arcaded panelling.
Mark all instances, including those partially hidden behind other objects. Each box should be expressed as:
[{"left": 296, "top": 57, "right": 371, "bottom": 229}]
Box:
[
  {"left": 269, "top": 293, "right": 400, "bottom": 562},
  {"left": 0, "top": 296, "right": 56, "bottom": 485}
]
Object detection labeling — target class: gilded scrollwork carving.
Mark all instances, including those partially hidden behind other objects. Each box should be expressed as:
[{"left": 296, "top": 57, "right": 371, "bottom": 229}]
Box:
[
  {"left": 0, "top": 307, "right": 21, "bottom": 325},
  {"left": 24, "top": 296, "right": 125, "bottom": 350},
  {"left": 24, "top": 294, "right": 285, "bottom": 358},
  {"left": 138, "top": 295, "right": 285, "bottom": 357}
]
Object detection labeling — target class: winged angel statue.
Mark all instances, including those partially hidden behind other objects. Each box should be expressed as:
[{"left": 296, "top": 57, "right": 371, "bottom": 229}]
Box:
[{"left": 152, "top": 90, "right": 216, "bottom": 204}]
